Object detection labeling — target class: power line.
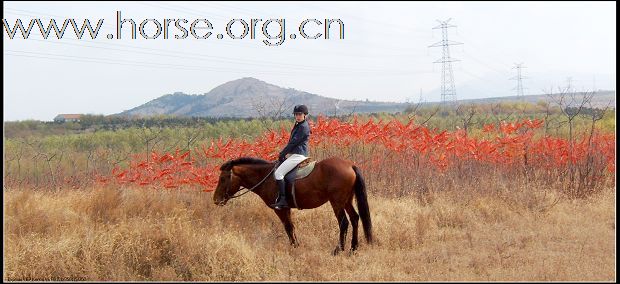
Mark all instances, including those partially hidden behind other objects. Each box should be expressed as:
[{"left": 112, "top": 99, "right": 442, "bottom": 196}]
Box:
[
  {"left": 4, "top": 8, "right": 427, "bottom": 74},
  {"left": 5, "top": 49, "right": 433, "bottom": 77},
  {"left": 455, "top": 32, "right": 514, "bottom": 69},
  {"left": 5, "top": 6, "right": 428, "bottom": 60},
  {"left": 16, "top": 37, "right": 431, "bottom": 75},
  {"left": 155, "top": 2, "right": 429, "bottom": 54},
  {"left": 20, "top": 38, "right": 413, "bottom": 74},
  {"left": 461, "top": 50, "right": 512, "bottom": 77},
  {"left": 304, "top": 2, "right": 430, "bottom": 36},
  {"left": 142, "top": 2, "right": 374, "bottom": 53}
]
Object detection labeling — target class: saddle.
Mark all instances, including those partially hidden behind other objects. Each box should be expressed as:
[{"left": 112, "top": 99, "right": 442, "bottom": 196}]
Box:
[
  {"left": 280, "top": 157, "right": 317, "bottom": 210},
  {"left": 294, "top": 158, "right": 317, "bottom": 180}
]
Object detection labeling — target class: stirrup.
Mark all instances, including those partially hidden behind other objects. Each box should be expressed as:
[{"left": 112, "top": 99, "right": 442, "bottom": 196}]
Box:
[{"left": 273, "top": 195, "right": 289, "bottom": 210}]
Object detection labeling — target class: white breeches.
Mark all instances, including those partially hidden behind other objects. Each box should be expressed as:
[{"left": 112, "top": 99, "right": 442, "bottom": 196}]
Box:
[{"left": 275, "top": 154, "right": 308, "bottom": 180}]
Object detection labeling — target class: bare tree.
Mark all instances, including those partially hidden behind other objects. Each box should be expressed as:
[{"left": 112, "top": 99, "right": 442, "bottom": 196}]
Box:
[
  {"left": 180, "top": 123, "right": 204, "bottom": 159},
  {"left": 538, "top": 98, "right": 559, "bottom": 136},
  {"left": 250, "top": 95, "right": 295, "bottom": 130},
  {"left": 250, "top": 95, "right": 268, "bottom": 118},
  {"left": 584, "top": 99, "right": 611, "bottom": 145},
  {"left": 343, "top": 100, "right": 359, "bottom": 120},
  {"left": 3, "top": 140, "right": 23, "bottom": 185},
  {"left": 106, "top": 147, "right": 132, "bottom": 169},
  {"left": 85, "top": 142, "right": 96, "bottom": 173},
  {"left": 251, "top": 94, "right": 294, "bottom": 120},
  {"left": 546, "top": 86, "right": 593, "bottom": 145},
  {"left": 455, "top": 104, "right": 478, "bottom": 134},
  {"left": 250, "top": 95, "right": 272, "bottom": 130},
  {"left": 162, "top": 127, "right": 183, "bottom": 154},
  {"left": 25, "top": 137, "right": 65, "bottom": 188},
  {"left": 136, "top": 123, "right": 165, "bottom": 162},
  {"left": 269, "top": 96, "right": 295, "bottom": 120},
  {"left": 405, "top": 94, "right": 425, "bottom": 121},
  {"left": 545, "top": 86, "right": 595, "bottom": 196},
  {"left": 418, "top": 105, "right": 441, "bottom": 126},
  {"left": 578, "top": 98, "right": 613, "bottom": 192},
  {"left": 490, "top": 103, "right": 515, "bottom": 127}
]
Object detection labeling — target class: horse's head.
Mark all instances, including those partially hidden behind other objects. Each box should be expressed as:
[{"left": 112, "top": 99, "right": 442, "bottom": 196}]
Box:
[
  {"left": 212, "top": 157, "right": 275, "bottom": 206},
  {"left": 213, "top": 168, "right": 242, "bottom": 206}
]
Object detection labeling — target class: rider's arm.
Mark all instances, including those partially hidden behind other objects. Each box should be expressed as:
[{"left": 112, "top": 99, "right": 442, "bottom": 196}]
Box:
[{"left": 279, "top": 123, "right": 310, "bottom": 159}]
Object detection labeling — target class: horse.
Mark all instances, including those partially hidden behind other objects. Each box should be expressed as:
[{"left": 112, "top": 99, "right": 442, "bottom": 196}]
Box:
[{"left": 212, "top": 156, "right": 373, "bottom": 255}]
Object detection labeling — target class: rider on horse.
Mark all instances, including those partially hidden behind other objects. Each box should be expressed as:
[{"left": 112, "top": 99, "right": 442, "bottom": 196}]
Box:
[{"left": 272, "top": 104, "right": 311, "bottom": 210}]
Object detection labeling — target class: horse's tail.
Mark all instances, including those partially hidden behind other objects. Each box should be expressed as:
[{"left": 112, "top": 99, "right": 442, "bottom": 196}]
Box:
[{"left": 352, "top": 165, "right": 373, "bottom": 244}]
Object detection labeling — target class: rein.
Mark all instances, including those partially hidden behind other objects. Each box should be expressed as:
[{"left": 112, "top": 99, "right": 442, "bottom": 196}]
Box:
[{"left": 225, "top": 163, "right": 277, "bottom": 200}]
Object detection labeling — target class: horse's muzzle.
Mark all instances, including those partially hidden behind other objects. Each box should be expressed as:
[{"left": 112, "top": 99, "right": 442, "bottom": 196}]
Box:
[{"left": 214, "top": 199, "right": 227, "bottom": 206}]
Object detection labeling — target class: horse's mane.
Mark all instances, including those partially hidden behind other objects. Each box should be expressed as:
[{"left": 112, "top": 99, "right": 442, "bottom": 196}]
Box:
[{"left": 220, "top": 157, "right": 273, "bottom": 171}]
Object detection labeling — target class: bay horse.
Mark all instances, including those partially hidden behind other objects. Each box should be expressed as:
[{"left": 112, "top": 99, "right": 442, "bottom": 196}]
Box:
[{"left": 212, "top": 157, "right": 373, "bottom": 255}]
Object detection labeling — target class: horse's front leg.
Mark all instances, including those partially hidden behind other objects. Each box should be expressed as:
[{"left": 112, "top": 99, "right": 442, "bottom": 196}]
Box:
[{"left": 275, "top": 209, "right": 298, "bottom": 247}]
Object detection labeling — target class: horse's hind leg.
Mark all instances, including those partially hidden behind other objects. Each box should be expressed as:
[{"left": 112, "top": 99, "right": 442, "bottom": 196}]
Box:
[
  {"left": 330, "top": 202, "right": 349, "bottom": 255},
  {"left": 345, "top": 200, "right": 360, "bottom": 252},
  {"left": 275, "top": 209, "right": 298, "bottom": 247}
]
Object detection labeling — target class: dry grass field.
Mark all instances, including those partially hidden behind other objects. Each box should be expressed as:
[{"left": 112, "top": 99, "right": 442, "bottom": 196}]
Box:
[{"left": 3, "top": 179, "right": 615, "bottom": 282}]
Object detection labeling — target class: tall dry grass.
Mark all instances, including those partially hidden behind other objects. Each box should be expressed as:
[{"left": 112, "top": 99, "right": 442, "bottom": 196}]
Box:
[{"left": 3, "top": 181, "right": 616, "bottom": 281}]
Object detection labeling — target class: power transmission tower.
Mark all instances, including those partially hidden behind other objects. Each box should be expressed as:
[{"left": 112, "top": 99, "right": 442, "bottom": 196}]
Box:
[
  {"left": 429, "top": 18, "right": 462, "bottom": 104},
  {"left": 510, "top": 63, "right": 527, "bottom": 98}
]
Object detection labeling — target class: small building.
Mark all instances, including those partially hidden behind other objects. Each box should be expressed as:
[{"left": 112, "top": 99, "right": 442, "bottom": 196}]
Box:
[{"left": 54, "top": 114, "right": 82, "bottom": 123}]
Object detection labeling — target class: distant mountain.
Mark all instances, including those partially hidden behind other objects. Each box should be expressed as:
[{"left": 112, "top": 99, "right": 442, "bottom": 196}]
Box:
[
  {"left": 119, "top": 77, "right": 406, "bottom": 118},
  {"left": 119, "top": 78, "right": 615, "bottom": 118}
]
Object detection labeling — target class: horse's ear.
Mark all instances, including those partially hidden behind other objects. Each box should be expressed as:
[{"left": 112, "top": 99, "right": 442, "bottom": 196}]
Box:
[
  {"left": 220, "top": 160, "right": 233, "bottom": 171},
  {"left": 230, "top": 165, "right": 243, "bottom": 176}
]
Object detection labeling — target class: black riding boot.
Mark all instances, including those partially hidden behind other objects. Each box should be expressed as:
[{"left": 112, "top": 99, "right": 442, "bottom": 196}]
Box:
[{"left": 273, "top": 179, "right": 289, "bottom": 210}]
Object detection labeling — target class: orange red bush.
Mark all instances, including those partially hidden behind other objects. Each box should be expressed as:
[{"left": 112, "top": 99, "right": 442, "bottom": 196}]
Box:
[{"left": 98, "top": 116, "right": 615, "bottom": 191}]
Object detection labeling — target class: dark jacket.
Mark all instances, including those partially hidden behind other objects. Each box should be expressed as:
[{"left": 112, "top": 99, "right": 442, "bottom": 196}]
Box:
[{"left": 279, "top": 119, "right": 310, "bottom": 159}]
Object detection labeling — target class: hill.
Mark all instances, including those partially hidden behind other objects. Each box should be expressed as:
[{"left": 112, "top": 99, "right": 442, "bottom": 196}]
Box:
[
  {"left": 119, "top": 78, "right": 615, "bottom": 118},
  {"left": 119, "top": 77, "right": 405, "bottom": 118}
]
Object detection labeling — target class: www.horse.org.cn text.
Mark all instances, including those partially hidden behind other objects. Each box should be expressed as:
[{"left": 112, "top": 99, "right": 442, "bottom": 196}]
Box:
[{"left": 2, "top": 11, "right": 345, "bottom": 46}]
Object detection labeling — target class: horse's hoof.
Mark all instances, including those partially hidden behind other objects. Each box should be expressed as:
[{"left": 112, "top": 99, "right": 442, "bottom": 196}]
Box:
[
  {"left": 348, "top": 248, "right": 358, "bottom": 256},
  {"left": 332, "top": 247, "right": 342, "bottom": 256}
]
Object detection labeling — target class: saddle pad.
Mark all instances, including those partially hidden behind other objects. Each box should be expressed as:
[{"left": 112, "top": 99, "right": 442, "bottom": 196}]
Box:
[{"left": 295, "top": 161, "right": 317, "bottom": 180}]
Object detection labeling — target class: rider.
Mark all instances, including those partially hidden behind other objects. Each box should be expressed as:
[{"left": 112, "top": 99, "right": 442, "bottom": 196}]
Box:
[{"left": 272, "top": 104, "right": 311, "bottom": 210}]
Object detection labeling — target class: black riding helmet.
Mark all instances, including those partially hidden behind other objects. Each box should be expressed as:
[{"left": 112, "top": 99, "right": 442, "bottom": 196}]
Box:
[{"left": 293, "top": 104, "right": 309, "bottom": 115}]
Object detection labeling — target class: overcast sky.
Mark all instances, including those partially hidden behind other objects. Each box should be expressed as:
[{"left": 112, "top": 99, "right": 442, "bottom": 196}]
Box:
[{"left": 3, "top": 1, "right": 616, "bottom": 121}]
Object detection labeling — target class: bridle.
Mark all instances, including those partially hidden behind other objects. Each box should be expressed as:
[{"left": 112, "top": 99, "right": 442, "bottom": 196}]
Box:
[{"left": 222, "top": 163, "right": 277, "bottom": 201}]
